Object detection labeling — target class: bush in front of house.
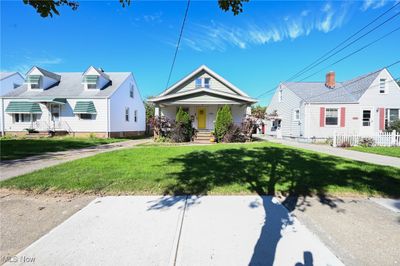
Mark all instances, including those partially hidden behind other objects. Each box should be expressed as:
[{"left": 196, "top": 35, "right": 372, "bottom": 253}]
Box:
[
  {"left": 215, "top": 105, "right": 233, "bottom": 142},
  {"left": 386, "top": 119, "right": 400, "bottom": 132},
  {"left": 151, "top": 116, "right": 173, "bottom": 140},
  {"left": 170, "top": 107, "right": 193, "bottom": 142},
  {"left": 359, "top": 137, "right": 375, "bottom": 147},
  {"left": 223, "top": 124, "right": 246, "bottom": 143}
]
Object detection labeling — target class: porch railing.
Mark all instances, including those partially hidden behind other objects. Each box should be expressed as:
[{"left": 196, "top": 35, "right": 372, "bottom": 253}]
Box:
[{"left": 34, "top": 120, "right": 73, "bottom": 133}]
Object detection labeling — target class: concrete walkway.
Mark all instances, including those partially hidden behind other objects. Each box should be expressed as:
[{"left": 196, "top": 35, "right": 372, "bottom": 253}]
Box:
[
  {"left": 255, "top": 135, "right": 400, "bottom": 168},
  {"left": 5, "top": 196, "right": 343, "bottom": 266},
  {"left": 0, "top": 139, "right": 150, "bottom": 181}
]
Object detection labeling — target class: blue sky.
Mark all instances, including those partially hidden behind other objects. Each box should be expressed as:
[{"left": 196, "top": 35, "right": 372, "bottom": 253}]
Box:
[{"left": 1, "top": 0, "right": 399, "bottom": 105}]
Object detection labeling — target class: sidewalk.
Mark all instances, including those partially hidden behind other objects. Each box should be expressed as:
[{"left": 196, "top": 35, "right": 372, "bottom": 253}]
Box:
[
  {"left": 0, "top": 139, "right": 150, "bottom": 181},
  {"left": 5, "top": 196, "right": 344, "bottom": 266},
  {"left": 255, "top": 135, "right": 400, "bottom": 168}
]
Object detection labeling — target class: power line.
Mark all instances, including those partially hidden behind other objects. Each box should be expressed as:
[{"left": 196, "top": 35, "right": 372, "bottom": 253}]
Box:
[
  {"left": 286, "top": 2, "right": 400, "bottom": 82},
  {"left": 164, "top": 0, "right": 191, "bottom": 90},
  {"left": 255, "top": 4, "right": 400, "bottom": 100},
  {"left": 298, "top": 26, "right": 400, "bottom": 82}
]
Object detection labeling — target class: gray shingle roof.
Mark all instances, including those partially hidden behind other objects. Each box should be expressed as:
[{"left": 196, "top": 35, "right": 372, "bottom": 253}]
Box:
[
  {"left": 283, "top": 70, "right": 382, "bottom": 103},
  {"left": 0, "top": 72, "right": 22, "bottom": 80},
  {"left": 35, "top": 67, "right": 61, "bottom": 81},
  {"left": 1, "top": 72, "right": 131, "bottom": 99}
]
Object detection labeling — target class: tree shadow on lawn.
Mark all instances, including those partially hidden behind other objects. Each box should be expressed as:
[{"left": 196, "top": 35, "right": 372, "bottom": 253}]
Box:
[{"left": 157, "top": 146, "right": 400, "bottom": 265}]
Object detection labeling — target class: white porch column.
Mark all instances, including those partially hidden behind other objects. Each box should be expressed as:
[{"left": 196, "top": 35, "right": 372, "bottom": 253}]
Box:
[
  {"left": 155, "top": 106, "right": 160, "bottom": 117},
  {"left": 246, "top": 105, "right": 252, "bottom": 117}
]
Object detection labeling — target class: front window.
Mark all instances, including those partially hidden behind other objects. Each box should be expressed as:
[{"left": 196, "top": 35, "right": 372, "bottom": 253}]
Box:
[
  {"left": 134, "top": 110, "right": 137, "bottom": 122},
  {"left": 130, "top": 85, "right": 134, "bottom": 98},
  {"left": 79, "top": 114, "right": 93, "bottom": 120},
  {"left": 125, "top": 107, "right": 129, "bottom": 122},
  {"left": 379, "top": 78, "right": 386, "bottom": 94},
  {"left": 386, "top": 108, "right": 400, "bottom": 128},
  {"left": 278, "top": 90, "right": 283, "bottom": 102},
  {"left": 204, "top": 78, "right": 211, "bottom": 88},
  {"left": 26, "top": 75, "right": 41, "bottom": 89},
  {"left": 362, "top": 110, "right": 371, "bottom": 126},
  {"left": 325, "top": 108, "right": 338, "bottom": 125},
  {"left": 83, "top": 75, "right": 98, "bottom": 89},
  {"left": 195, "top": 78, "right": 202, "bottom": 88},
  {"left": 13, "top": 113, "right": 37, "bottom": 123}
]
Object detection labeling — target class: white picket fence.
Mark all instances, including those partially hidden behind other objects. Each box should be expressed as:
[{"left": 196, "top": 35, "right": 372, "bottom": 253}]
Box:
[{"left": 333, "top": 130, "right": 400, "bottom": 147}]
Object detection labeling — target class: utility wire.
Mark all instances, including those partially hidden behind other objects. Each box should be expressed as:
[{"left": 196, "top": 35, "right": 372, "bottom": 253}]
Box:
[
  {"left": 298, "top": 26, "right": 400, "bottom": 82},
  {"left": 255, "top": 4, "right": 400, "bottom": 100},
  {"left": 165, "top": 0, "right": 191, "bottom": 90},
  {"left": 286, "top": 2, "right": 400, "bottom": 82}
]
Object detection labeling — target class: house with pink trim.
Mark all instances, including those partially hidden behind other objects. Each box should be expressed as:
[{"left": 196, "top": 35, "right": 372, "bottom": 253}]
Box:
[{"left": 265, "top": 68, "right": 400, "bottom": 140}]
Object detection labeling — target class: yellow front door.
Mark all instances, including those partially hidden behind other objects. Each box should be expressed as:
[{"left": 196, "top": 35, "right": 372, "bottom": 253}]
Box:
[{"left": 197, "top": 108, "right": 206, "bottom": 129}]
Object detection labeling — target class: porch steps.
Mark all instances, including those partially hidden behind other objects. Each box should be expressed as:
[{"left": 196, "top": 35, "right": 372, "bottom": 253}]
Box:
[{"left": 193, "top": 130, "right": 215, "bottom": 144}]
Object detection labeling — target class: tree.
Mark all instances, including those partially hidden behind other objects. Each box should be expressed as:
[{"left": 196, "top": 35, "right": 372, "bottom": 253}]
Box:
[
  {"left": 144, "top": 100, "right": 155, "bottom": 125},
  {"left": 214, "top": 105, "right": 233, "bottom": 142},
  {"left": 23, "top": 0, "right": 249, "bottom": 18},
  {"left": 251, "top": 105, "right": 267, "bottom": 119}
]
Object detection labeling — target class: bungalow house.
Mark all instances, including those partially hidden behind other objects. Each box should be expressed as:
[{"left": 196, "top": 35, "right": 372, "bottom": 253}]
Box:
[
  {"left": 0, "top": 66, "right": 145, "bottom": 137},
  {"left": 1, "top": 72, "right": 25, "bottom": 135},
  {"left": 265, "top": 68, "right": 400, "bottom": 140},
  {"left": 148, "top": 65, "right": 257, "bottom": 132}
]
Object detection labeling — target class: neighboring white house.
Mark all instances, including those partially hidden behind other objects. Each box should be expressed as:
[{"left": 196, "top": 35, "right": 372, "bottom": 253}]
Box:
[
  {"left": 265, "top": 68, "right": 400, "bottom": 140},
  {"left": 148, "top": 65, "right": 257, "bottom": 131},
  {"left": 0, "top": 66, "right": 145, "bottom": 137},
  {"left": 1, "top": 72, "right": 25, "bottom": 135}
]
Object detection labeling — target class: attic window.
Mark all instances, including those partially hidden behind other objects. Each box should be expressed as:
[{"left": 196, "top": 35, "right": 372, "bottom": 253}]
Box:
[
  {"left": 195, "top": 78, "right": 202, "bottom": 88},
  {"left": 204, "top": 78, "right": 210, "bottom": 88},
  {"left": 379, "top": 78, "right": 386, "bottom": 94},
  {"left": 83, "top": 75, "right": 98, "bottom": 89},
  {"left": 26, "top": 75, "right": 41, "bottom": 89}
]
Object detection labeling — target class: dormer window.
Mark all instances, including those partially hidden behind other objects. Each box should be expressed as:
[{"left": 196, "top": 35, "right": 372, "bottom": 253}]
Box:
[
  {"left": 204, "top": 78, "right": 210, "bottom": 88},
  {"left": 195, "top": 78, "right": 211, "bottom": 88},
  {"left": 26, "top": 75, "right": 41, "bottom": 89},
  {"left": 130, "top": 84, "right": 134, "bottom": 98},
  {"left": 195, "top": 78, "right": 202, "bottom": 88},
  {"left": 83, "top": 75, "right": 98, "bottom": 89}
]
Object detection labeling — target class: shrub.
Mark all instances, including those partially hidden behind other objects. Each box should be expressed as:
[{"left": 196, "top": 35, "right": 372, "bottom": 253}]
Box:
[
  {"left": 24, "top": 128, "right": 38, "bottom": 133},
  {"left": 223, "top": 124, "right": 246, "bottom": 143},
  {"left": 215, "top": 105, "right": 233, "bottom": 142},
  {"left": 325, "top": 137, "right": 333, "bottom": 146},
  {"left": 387, "top": 119, "right": 400, "bottom": 132},
  {"left": 171, "top": 108, "right": 193, "bottom": 142},
  {"left": 151, "top": 116, "right": 173, "bottom": 139},
  {"left": 359, "top": 137, "right": 374, "bottom": 147},
  {"left": 241, "top": 117, "right": 257, "bottom": 141},
  {"left": 339, "top": 141, "right": 352, "bottom": 148}
]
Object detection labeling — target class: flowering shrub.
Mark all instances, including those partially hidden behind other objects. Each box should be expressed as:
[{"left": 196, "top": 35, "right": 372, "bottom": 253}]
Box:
[{"left": 359, "top": 137, "right": 374, "bottom": 147}]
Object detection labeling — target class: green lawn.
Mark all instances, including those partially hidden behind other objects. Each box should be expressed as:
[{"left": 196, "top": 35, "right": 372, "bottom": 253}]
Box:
[
  {"left": 348, "top": 146, "right": 400, "bottom": 158},
  {"left": 1, "top": 142, "right": 399, "bottom": 198},
  {"left": 0, "top": 137, "right": 125, "bottom": 160}
]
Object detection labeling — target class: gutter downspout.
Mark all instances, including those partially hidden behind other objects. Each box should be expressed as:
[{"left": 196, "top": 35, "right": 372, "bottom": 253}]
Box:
[{"left": 107, "top": 98, "right": 110, "bottom": 138}]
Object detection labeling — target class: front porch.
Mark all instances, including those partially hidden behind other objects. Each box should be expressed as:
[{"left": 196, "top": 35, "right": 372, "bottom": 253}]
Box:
[{"left": 155, "top": 104, "right": 251, "bottom": 130}]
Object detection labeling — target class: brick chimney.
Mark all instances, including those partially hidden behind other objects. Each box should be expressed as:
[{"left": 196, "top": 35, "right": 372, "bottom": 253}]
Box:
[{"left": 325, "top": 71, "right": 335, "bottom": 89}]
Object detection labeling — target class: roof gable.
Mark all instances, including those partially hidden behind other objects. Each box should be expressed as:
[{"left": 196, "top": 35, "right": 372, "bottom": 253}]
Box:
[
  {"left": 27, "top": 66, "right": 61, "bottom": 81},
  {"left": 159, "top": 65, "right": 250, "bottom": 98}
]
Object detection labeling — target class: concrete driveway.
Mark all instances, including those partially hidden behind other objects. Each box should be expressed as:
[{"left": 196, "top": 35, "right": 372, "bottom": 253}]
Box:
[{"left": 5, "top": 196, "right": 343, "bottom": 266}]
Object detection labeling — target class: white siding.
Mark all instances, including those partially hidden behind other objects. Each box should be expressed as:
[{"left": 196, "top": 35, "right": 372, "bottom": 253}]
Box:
[
  {"left": 170, "top": 72, "right": 240, "bottom": 95},
  {"left": 109, "top": 74, "right": 145, "bottom": 132},
  {"left": 266, "top": 84, "right": 304, "bottom": 137},
  {"left": 305, "top": 103, "right": 360, "bottom": 138},
  {"left": 2, "top": 98, "right": 108, "bottom": 133}
]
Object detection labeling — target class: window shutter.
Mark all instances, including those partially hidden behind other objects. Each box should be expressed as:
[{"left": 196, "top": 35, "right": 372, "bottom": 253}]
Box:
[
  {"left": 379, "top": 108, "right": 385, "bottom": 130},
  {"left": 340, "top": 107, "right": 346, "bottom": 127},
  {"left": 320, "top": 107, "right": 325, "bottom": 127}
]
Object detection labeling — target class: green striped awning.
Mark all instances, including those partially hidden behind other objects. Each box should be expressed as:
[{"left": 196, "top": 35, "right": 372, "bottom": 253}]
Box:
[
  {"left": 5, "top": 101, "right": 42, "bottom": 114},
  {"left": 82, "top": 75, "right": 98, "bottom": 84},
  {"left": 26, "top": 75, "right": 41, "bottom": 84},
  {"left": 73, "top": 101, "right": 97, "bottom": 114}
]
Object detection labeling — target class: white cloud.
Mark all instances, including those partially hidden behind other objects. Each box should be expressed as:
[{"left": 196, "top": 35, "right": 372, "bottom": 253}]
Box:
[
  {"left": 2, "top": 56, "right": 63, "bottom": 74},
  {"left": 182, "top": 2, "right": 351, "bottom": 51},
  {"left": 361, "top": 0, "right": 387, "bottom": 11}
]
